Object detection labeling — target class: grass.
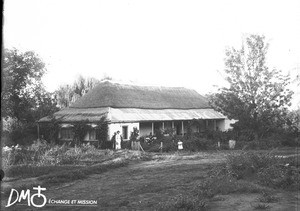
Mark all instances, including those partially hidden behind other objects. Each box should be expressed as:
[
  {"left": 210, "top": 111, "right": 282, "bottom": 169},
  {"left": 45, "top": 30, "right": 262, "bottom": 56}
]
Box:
[
  {"left": 196, "top": 174, "right": 269, "bottom": 199},
  {"left": 252, "top": 203, "right": 270, "bottom": 210},
  {"left": 2, "top": 147, "right": 299, "bottom": 210},
  {"left": 5, "top": 165, "right": 85, "bottom": 179},
  {"left": 157, "top": 194, "right": 208, "bottom": 211},
  {"left": 2, "top": 159, "right": 129, "bottom": 197},
  {"left": 258, "top": 192, "right": 279, "bottom": 203},
  {"left": 158, "top": 149, "right": 299, "bottom": 209},
  {"left": 39, "top": 159, "right": 129, "bottom": 184}
]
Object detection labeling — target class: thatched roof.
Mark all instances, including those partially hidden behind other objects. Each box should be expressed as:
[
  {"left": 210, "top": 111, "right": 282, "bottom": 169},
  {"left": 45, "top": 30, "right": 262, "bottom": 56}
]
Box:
[
  {"left": 39, "top": 82, "right": 221, "bottom": 123},
  {"left": 70, "top": 81, "right": 210, "bottom": 109}
]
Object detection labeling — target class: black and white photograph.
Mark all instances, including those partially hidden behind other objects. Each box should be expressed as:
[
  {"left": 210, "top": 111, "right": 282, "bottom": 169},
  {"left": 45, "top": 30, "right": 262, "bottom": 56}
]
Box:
[{"left": 1, "top": 0, "right": 300, "bottom": 210}]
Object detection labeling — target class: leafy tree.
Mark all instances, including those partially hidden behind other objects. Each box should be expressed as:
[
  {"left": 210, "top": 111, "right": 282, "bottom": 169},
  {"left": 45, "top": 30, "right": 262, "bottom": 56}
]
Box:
[
  {"left": 2, "top": 48, "right": 45, "bottom": 120},
  {"left": 210, "top": 35, "right": 294, "bottom": 140},
  {"left": 2, "top": 48, "right": 58, "bottom": 145}
]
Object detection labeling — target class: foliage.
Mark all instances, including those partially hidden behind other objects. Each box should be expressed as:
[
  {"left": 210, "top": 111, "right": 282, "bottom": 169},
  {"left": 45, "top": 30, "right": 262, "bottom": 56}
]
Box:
[
  {"left": 258, "top": 163, "right": 299, "bottom": 189},
  {"left": 225, "top": 151, "right": 276, "bottom": 179},
  {"left": 209, "top": 35, "right": 294, "bottom": 140},
  {"left": 2, "top": 48, "right": 59, "bottom": 145},
  {"left": 73, "top": 120, "right": 90, "bottom": 144},
  {"left": 163, "top": 127, "right": 176, "bottom": 137},
  {"left": 55, "top": 75, "right": 100, "bottom": 108},
  {"left": 2, "top": 48, "right": 46, "bottom": 120},
  {"left": 140, "top": 136, "right": 179, "bottom": 152},
  {"left": 224, "top": 151, "right": 300, "bottom": 190},
  {"left": 196, "top": 173, "right": 265, "bottom": 198},
  {"left": 130, "top": 127, "right": 139, "bottom": 141},
  {"left": 39, "top": 116, "right": 61, "bottom": 144},
  {"left": 96, "top": 116, "right": 109, "bottom": 147},
  {"left": 121, "top": 140, "right": 132, "bottom": 149},
  {"left": 183, "top": 134, "right": 215, "bottom": 151},
  {"left": 3, "top": 140, "right": 152, "bottom": 170}
]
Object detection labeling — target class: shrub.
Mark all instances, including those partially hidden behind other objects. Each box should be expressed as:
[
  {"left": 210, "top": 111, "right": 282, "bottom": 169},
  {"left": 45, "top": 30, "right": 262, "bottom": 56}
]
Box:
[
  {"left": 196, "top": 173, "right": 265, "bottom": 198},
  {"left": 258, "top": 164, "right": 299, "bottom": 190},
  {"left": 99, "top": 141, "right": 114, "bottom": 149},
  {"left": 225, "top": 151, "right": 300, "bottom": 190},
  {"left": 96, "top": 116, "right": 109, "bottom": 145},
  {"left": 225, "top": 151, "right": 276, "bottom": 179},
  {"left": 121, "top": 140, "right": 132, "bottom": 149},
  {"left": 140, "top": 136, "right": 178, "bottom": 152},
  {"left": 183, "top": 137, "right": 213, "bottom": 151},
  {"left": 130, "top": 127, "right": 139, "bottom": 141}
]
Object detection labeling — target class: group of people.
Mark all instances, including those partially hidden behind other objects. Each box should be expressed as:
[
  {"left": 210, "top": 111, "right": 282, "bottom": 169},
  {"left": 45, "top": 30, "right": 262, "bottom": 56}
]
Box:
[
  {"left": 113, "top": 131, "right": 122, "bottom": 150},
  {"left": 113, "top": 130, "right": 183, "bottom": 150}
]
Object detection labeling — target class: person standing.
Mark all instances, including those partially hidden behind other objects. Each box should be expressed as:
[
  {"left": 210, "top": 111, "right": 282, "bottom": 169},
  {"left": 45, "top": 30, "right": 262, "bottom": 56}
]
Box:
[{"left": 115, "top": 131, "right": 122, "bottom": 150}]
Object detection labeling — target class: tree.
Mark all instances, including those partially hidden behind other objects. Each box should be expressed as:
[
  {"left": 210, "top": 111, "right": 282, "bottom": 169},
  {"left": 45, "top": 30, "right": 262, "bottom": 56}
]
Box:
[
  {"left": 2, "top": 48, "right": 58, "bottom": 145},
  {"left": 2, "top": 48, "right": 46, "bottom": 121},
  {"left": 210, "top": 35, "right": 294, "bottom": 140},
  {"left": 55, "top": 75, "right": 100, "bottom": 108}
]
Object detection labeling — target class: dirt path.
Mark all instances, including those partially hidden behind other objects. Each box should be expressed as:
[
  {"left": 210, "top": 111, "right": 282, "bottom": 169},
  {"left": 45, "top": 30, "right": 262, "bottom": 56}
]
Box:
[
  {"left": 39, "top": 157, "right": 218, "bottom": 210},
  {"left": 3, "top": 153, "right": 299, "bottom": 210}
]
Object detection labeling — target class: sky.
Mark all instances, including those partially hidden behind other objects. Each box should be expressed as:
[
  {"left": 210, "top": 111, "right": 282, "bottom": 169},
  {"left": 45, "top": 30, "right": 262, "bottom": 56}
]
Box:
[{"left": 3, "top": 0, "right": 300, "bottom": 107}]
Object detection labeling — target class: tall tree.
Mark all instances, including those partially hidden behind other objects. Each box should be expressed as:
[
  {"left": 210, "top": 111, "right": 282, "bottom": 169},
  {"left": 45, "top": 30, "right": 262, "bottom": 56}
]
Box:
[
  {"left": 2, "top": 48, "right": 58, "bottom": 144},
  {"left": 2, "top": 48, "right": 49, "bottom": 121},
  {"left": 55, "top": 75, "right": 100, "bottom": 108},
  {"left": 210, "top": 35, "right": 294, "bottom": 140}
]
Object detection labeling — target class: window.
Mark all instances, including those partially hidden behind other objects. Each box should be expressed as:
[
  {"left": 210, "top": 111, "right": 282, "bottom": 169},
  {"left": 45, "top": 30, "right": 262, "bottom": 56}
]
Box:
[
  {"left": 89, "top": 130, "right": 96, "bottom": 140},
  {"left": 60, "top": 128, "right": 74, "bottom": 140},
  {"left": 83, "top": 129, "right": 97, "bottom": 141},
  {"left": 122, "top": 126, "right": 128, "bottom": 140}
]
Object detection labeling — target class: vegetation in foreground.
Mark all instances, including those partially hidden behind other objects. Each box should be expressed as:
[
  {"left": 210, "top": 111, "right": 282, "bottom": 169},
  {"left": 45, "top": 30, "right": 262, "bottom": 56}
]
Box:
[
  {"left": 2, "top": 140, "right": 152, "bottom": 197},
  {"left": 158, "top": 151, "right": 299, "bottom": 210}
]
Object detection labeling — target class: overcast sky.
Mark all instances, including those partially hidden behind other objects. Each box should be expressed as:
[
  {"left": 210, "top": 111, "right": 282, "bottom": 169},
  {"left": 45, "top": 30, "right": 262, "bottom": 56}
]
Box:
[{"left": 3, "top": 0, "right": 300, "bottom": 106}]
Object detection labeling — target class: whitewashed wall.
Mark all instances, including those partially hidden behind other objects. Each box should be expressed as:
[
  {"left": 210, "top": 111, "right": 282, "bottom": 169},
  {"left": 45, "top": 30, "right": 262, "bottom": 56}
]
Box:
[
  {"left": 217, "top": 119, "right": 236, "bottom": 131},
  {"left": 108, "top": 122, "right": 139, "bottom": 140}
]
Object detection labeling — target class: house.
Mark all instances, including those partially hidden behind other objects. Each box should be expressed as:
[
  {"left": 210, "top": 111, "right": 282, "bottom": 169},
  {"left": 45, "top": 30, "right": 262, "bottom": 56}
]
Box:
[{"left": 38, "top": 81, "right": 231, "bottom": 142}]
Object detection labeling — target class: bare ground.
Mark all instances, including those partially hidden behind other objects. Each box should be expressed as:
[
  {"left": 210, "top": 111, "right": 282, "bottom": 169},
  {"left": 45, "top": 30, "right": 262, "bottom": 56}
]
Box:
[{"left": 2, "top": 151, "right": 299, "bottom": 211}]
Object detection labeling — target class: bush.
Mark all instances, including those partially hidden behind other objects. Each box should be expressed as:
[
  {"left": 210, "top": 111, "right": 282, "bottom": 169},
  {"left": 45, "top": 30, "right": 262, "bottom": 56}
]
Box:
[
  {"left": 100, "top": 141, "right": 114, "bottom": 149},
  {"left": 140, "top": 133, "right": 218, "bottom": 152},
  {"left": 225, "top": 151, "right": 276, "bottom": 179},
  {"left": 197, "top": 174, "right": 265, "bottom": 198},
  {"left": 140, "top": 136, "right": 176, "bottom": 152},
  {"left": 183, "top": 137, "right": 213, "bottom": 151},
  {"left": 224, "top": 151, "right": 300, "bottom": 190},
  {"left": 122, "top": 140, "right": 132, "bottom": 149},
  {"left": 258, "top": 164, "right": 299, "bottom": 190}
]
